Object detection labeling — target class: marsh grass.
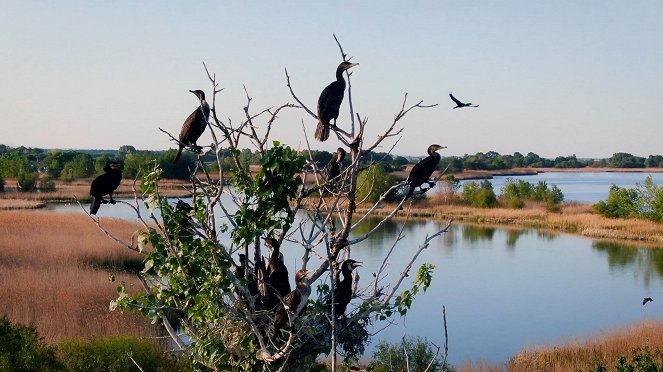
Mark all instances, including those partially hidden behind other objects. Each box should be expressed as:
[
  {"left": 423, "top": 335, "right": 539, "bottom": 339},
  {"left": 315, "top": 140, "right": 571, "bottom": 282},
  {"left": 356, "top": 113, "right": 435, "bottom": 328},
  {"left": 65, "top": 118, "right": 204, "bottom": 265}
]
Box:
[
  {"left": 507, "top": 320, "right": 663, "bottom": 371},
  {"left": 455, "top": 321, "right": 663, "bottom": 372},
  {"left": 0, "top": 211, "right": 159, "bottom": 343},
  {"left": 0, "top": 178, "right": 189, "bottom": 202}
]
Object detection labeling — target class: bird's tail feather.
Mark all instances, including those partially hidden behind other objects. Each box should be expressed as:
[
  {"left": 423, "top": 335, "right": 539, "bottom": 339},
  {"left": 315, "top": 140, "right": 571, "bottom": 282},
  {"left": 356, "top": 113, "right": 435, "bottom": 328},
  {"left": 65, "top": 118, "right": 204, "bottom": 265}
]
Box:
[
  {"left": 315, "top": 121, "right": 329, "bottom": 142},
  {"left": 173, "top": 146, "right": 183, "bottom": 164},
  {"left": 90, "top": 196, "right": 101, "bottom": 215}
]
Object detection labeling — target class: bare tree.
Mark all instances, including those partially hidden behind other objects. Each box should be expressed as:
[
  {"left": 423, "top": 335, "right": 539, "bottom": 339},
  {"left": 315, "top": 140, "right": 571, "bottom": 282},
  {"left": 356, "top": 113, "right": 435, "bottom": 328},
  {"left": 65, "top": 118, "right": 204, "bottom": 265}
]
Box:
[{"left": 90, "top": 38, "right": 449, "bottom": 371}]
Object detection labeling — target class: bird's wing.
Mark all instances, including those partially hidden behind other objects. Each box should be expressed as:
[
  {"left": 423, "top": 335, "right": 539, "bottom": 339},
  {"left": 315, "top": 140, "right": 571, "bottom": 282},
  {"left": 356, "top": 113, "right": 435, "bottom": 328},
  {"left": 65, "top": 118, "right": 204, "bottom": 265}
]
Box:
[{"left": 449, "top": 93, "right": 463, "bottom": 106}]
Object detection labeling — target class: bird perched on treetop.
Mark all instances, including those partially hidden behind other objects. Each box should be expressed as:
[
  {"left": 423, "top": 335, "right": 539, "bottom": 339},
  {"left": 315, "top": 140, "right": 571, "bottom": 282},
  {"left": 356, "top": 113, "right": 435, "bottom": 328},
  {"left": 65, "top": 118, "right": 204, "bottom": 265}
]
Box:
[
  {"left": 173, "top": 90, "right": 210, "bottom": 164},
  {"left": 324, "top": 147, "right": 346, "bottom": 195},
  {"left": 449, "top": 92, "right": 479, "bottom": 108},
  {"left": 273, "top": 269, "right": 312, "bottom": 335},
  {"left": 404, "top": 144, "right": 445, "bottom": 200},
  {"left": 264, "top": 237, "right": 291, "bottom": 308},
  {"left": 316, "top": 61, "right": 359, "bottom": 141},
  {"left": 326, "top": 259, "right": 361, "bottom": 320},
  {"left": 89, "top": 161, "right": 123, "bottom": 215}
]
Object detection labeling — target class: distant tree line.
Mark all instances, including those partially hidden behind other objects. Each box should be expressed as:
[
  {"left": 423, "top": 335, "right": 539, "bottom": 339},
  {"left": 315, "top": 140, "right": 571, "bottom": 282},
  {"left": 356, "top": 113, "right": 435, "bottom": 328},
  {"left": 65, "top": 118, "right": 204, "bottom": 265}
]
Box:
[
  {"left": 1, "top": 143, "right": 662, "bottom": 192},
  {"left": 0, "top": 144, "right": 410, "bottom": 190},
  {"left": 438, "top": 151, "right": 663, "bottom": 173}
]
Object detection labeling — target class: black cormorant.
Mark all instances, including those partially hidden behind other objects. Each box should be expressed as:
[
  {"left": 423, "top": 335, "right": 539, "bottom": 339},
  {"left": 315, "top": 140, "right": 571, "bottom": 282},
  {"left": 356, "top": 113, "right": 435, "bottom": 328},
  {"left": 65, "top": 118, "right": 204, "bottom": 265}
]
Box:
[
  {"left": 89, "top": 161, "right": 123, "bottom": 215},
  {"left": 264, "top": 237, "right": 291, "bottom": 301},
  {"left": 324, "top": 147, "right": 346, "bottom": 195},
  {"left": 405, "top": 144, "right": 445, "bottom": 200},
  {"left": 173, "top": 90, "right": 210, "bottom": 163},
  {"left": 643, "top": 297, "right": 653, "bottom": 306},
  {"left": 449, "top": 92, "right": 479, "bottom": 108},
  {"left": 316, "top": 61, "right": 359, "bottom": 141},
  {"left": 273, "top": 269, "right": 312, "bottom": 334},
  {"left": 326, "top": 259, "right": 361, "bottom": 320}
]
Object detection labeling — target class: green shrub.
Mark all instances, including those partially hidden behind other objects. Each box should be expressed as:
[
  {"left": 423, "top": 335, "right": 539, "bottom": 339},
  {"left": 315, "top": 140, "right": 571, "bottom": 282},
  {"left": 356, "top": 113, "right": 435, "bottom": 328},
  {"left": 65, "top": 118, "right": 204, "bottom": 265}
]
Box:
[
  {"left": 462, "top": 179, "right": 498, "bottom": 208},
  {"left": 357, "top": 164, "right": 399, "bottom": 203},
  {"left": 368, "top": 336, "right": 447, "bottom": 372},
  {"left": 16, "top": 171, "right": 37, "bottom": 192},
  {"left": 615, "top": 347, "right": 663, "bottom": 371},
  {"left": 58, "top": 335, "right": 190, "bottom": 372},
  {"left": 593, "top": 185, "right": 639, "bottom": 218},
  {"left": 0, "top": 316, "right": 63, "bottom": 371},
  {"left": 38, "top": 177, "right": 56, "bottom": 192}
]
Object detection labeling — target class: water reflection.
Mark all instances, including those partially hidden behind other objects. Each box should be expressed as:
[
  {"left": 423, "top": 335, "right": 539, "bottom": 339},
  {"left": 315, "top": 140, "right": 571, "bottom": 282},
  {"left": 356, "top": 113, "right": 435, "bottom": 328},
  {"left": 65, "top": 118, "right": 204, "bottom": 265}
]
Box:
[
  {"left": 40, "top": 202, "right": 663, "bottom": 364},
  {"left": 593, "top": 240, "right": 663, "bottom": 288}
]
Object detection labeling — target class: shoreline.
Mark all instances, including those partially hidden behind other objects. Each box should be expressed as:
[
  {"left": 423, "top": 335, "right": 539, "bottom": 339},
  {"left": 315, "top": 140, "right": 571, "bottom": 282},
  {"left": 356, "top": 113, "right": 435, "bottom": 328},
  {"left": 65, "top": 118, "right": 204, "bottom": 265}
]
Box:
[{"left": 451, "top": 167, "right": 663, "bottom": 180}]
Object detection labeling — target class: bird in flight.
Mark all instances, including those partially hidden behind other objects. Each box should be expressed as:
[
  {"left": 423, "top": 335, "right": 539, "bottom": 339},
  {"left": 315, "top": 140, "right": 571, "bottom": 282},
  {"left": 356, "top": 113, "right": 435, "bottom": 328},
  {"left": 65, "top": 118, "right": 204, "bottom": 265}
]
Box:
[
  {"left": 643, "top": 297, "right": 653, "bottom": 306},
  {"left": 449, "top": 93, "right": 479, "bottom": 108}
]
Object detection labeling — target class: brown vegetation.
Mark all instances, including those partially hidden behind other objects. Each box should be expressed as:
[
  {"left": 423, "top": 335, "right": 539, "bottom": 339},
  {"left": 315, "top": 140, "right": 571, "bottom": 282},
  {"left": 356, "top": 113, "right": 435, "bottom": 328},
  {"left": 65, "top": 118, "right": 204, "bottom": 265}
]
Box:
[
  {"left": 360, "top": 196, "right": 663, "bottom": 247},
  {"left": 0, "top": 211, "right": 159, "bottom": 343},
  {"left": 507, "top": 320, "right": 663, "bottom": 372},
  {"left": 456, "top": 321, "right": 663, "bottom": 372},
  {"left": 0, "top": 178, "right": 190, "bottom": 202}
]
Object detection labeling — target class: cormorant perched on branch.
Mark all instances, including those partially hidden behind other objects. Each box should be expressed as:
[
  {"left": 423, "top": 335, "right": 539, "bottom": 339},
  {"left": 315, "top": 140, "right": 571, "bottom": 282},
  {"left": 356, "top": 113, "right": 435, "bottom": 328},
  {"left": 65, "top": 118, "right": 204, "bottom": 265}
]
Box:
[
  {"left": 89, "top": 161, "right": 123, "bottom": 215},
  {"left": 264, "top": 237, "right": 291, "bottom": 304},
  {"left": 316, "top": 61, "right": 359, "bottom": 141},
  {"left": 449, "top": 92, "right": 479, "bottom": 108},
  {"left": 405, "top": 144, "right": 445, "bottom": 200},
  {"left": 274, "top": 269, "right": 312, "bottom": 335},
  {"left": 324, "top": 147, "right": 346, "bottom": 195},
  {"left": 326, "top": 259, "right": 361, "bottom": 320},
  {"left": 173, "top": 90, "right": 210, "bottom": 163}
]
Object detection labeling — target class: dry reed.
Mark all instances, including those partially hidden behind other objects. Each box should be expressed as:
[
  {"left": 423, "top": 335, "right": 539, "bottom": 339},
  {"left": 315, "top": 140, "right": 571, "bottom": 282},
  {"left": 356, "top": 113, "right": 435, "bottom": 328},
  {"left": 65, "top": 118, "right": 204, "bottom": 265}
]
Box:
[{"left": 0, "top": 211, "right": 159, "bottom": 343}]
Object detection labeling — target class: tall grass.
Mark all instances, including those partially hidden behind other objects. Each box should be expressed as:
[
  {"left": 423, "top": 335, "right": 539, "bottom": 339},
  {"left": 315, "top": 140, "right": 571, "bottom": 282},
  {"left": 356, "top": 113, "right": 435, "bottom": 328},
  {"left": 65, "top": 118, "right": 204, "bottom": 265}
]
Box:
[
  {"left": 455, "top": 321, "right": 663, "bottom": 372},
  {"left": 0, "top": 211, "right": 158, "bottom": 343},
  {"left": 507, "top": 320, "right": 663, "bottom": 371}
]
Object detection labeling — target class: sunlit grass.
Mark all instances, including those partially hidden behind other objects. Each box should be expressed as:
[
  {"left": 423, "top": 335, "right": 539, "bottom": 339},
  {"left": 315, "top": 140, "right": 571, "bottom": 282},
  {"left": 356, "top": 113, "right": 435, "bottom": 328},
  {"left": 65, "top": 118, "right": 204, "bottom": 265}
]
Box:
[
  {"left": 0, "top": 211, "right": 158, "bottom": 343},
  {"left": 455, "top": 321, "right": 663, "bottom": 372}
]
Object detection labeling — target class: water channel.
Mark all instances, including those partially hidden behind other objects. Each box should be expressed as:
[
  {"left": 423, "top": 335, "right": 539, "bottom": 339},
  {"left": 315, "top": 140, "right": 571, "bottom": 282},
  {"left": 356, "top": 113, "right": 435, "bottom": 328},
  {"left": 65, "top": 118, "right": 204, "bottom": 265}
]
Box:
[{"left": 45, "top": 172, "right": 663, "bottom": 365}]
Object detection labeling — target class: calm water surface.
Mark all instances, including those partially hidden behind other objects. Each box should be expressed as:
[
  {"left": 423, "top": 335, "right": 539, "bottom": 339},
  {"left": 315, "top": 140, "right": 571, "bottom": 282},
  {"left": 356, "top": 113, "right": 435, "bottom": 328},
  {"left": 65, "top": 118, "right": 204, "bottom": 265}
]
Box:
[
  {"left": 464, "top": 171, "right": 663, "bottom": 204},
  {"left": 47, "top": 173, "right": 663, "bottom": 365}
]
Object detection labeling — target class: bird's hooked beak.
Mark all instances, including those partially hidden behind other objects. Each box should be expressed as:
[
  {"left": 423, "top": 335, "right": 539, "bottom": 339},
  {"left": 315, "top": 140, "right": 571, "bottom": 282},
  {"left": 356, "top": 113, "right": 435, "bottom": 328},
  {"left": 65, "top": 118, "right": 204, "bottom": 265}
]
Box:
[
  {"left": 353, "top": 261, "right": 362, "bottom": 269},
  {"left": 347, "top": 62, "right": 359, "bottom": 69}
]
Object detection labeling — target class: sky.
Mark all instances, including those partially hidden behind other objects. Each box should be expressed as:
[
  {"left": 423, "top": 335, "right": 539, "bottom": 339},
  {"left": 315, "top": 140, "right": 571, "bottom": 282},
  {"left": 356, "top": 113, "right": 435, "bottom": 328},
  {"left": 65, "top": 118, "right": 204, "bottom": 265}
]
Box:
[{"left": 1, "top": 1, "right": 662, "bottom": 158}]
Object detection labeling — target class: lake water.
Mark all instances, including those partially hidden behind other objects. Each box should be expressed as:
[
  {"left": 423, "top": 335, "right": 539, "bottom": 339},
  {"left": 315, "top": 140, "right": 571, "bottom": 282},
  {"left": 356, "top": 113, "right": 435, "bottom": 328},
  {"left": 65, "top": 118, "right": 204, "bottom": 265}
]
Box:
[
  {"left": 462, "top": 171, "right": 663, "bottom": 204},
  {"left": 46, "top": 172, "right": 663, "bottom": 366}
]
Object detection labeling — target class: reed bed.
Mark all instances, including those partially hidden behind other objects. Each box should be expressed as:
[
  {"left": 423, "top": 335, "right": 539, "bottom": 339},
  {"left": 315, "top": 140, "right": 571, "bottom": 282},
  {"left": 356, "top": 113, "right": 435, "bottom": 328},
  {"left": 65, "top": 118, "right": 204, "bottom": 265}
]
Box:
[
  {"left": 507, "top": 320, "right": 663, "bottom": 371},
  {"left": 455, "top": 321, "right": 663, "bottom": 372},
  {"left": 0, "top": 211, "right": 159, "bottom": 343},
  {"left": 0, "top": 178, "right": 189, "bottom": 202}
]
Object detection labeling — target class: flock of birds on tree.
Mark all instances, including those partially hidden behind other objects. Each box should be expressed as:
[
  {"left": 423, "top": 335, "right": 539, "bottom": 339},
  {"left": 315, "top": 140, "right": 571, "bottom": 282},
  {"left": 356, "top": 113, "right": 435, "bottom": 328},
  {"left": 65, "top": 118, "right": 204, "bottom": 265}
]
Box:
[{"left": 86, "top": 60, "right": 656, "bottom": 339}]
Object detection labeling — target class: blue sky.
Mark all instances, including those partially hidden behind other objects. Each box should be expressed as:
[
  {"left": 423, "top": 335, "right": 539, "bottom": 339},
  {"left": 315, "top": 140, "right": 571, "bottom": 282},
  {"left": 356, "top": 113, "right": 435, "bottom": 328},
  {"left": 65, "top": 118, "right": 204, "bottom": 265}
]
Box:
[{"left": 1, "top": 1, "right": 662, "bottom": 158}]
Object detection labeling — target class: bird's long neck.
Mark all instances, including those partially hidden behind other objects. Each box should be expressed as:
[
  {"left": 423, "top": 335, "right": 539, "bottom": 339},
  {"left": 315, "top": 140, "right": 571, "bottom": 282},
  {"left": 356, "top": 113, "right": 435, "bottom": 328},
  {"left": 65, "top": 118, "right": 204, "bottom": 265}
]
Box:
[
  {"left": 335, "top": 67, "right": 347, "bottom": 87},
  {"left": 340, "top": 265, "right": 353, "bottom": 282}
]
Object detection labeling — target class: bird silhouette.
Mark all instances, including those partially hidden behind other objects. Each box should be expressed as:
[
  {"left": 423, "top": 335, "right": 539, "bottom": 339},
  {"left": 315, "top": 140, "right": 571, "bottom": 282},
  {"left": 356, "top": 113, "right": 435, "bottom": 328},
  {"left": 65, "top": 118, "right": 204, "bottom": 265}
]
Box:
[
  {"left": 326, "top": 259, "right": 362, "bottom": 320},
  {"left": 264, "top": 237, "right": 291, "bottom": 308},
  {"left": 405, "top": 144, "right": 445, "bottom": 200},
  {"left": 174, "top": 90, "right": 210, "bottom": 163},
  {"left": 324, "top": 147, "right": 346, "bottom": 195},
  {"left": 643, "top": 297, "right": 653, "bottom": 306},
  {"left": 316, "top": 61, "right": 359, "bottom": 141},
  {"left": 89, "top": 161, "right": 123, "bottom": 215},
  {"left": 449, "top": 93, "right": 479, "bottom": 108}
]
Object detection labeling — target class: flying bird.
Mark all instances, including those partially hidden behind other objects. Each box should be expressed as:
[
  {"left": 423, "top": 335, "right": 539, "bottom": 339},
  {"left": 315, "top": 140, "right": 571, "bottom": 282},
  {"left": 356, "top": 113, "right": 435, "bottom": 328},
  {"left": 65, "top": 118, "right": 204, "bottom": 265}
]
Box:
[
  {"left": 404, "top": 144, "right": 445, "bottom": 200},
  {"left": 326, "top": 259, "right": 362, "bottom": 320},
  {"left": 89, "top": 161, "right": 123, "bottom": 215},
  {"left": 449, "top": 93, "right": 479, "bottom": 108},
  {"left": 316, "top": 61, "right": 359, "bottom": 141},
  {"left": 173, "top": 89, "right": 210, "bottom": 163},
  {"left": 643, "top": 297, "right": 653, "bottom": 306}
]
